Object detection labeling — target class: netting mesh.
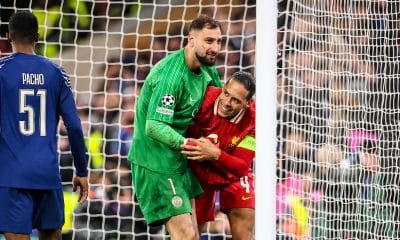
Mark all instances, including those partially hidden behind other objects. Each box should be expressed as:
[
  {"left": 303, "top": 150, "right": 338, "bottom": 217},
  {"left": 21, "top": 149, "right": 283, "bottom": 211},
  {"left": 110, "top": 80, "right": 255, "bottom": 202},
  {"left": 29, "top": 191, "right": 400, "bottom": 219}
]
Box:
[
  {"left": 277, "top": 0, "right": 400, "bottom": 239},
  {"left": 0, "top": 0, "right": 256, "bottom": 239}
]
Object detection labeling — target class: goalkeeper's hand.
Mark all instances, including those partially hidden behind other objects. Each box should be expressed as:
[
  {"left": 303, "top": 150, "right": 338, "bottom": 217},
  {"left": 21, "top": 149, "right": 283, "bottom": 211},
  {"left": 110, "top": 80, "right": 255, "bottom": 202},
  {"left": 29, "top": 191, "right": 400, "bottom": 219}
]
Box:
[
  {"left": 181, "top": 137, "right": 221, "bottom": 161},
  {"left": 73, "top": 176, "right": 89, "bottom": 203}
]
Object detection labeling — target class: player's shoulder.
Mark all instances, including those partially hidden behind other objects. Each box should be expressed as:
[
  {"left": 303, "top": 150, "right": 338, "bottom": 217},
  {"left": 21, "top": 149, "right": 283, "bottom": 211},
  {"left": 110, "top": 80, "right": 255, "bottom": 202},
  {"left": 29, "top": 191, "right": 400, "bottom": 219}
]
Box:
[
  {"left": 205, "top": 86, "right": 222, "bottom": 98},
  {"left": 158, "top": 48, "right": 184, "bottom": 66},
  {"left": 0, "top": 54, "right": 14, "bottom": 62},
  {"left": 193, "top": 86, "right": 220, "bottom": 119},
  {"left": 37, "top": 55, "right": 63, "bottom": 70},
  {"left": 0, "top": 54, "right": 15, "bottom": 69},
  {"left": 38, "top": 56, "right": 69, "bottom": 77},
  {"left": 202, "top": 86, "right": 221, "bottom": 108},
  {"left": 149, "top": 49, "right": 185, "bottom": 78},
  {"left": 35, "top": 55, "right": 71, "bottom": 87}
]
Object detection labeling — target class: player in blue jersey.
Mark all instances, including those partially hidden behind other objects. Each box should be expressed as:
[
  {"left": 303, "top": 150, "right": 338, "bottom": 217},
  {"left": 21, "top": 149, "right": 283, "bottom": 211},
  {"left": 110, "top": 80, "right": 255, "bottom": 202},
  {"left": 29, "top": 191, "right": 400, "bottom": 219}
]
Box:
[{"left": 0, "top": 11, "right": 88, "bottom": 240}]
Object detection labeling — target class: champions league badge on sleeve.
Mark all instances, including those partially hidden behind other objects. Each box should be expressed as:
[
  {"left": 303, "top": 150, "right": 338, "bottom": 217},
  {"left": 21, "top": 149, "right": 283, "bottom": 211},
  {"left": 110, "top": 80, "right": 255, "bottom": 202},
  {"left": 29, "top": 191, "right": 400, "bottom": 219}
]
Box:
[
  {"left": 156, "top": 94, "right": 175, "bottom": 116},
  {"left": 161, "top": 94, "right": 175, "bottom": 107}
]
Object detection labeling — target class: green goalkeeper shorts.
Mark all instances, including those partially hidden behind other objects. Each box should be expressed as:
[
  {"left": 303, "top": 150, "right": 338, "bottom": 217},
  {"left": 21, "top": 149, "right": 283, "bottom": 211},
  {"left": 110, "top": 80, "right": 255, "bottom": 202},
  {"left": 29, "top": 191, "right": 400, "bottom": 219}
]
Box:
[{"left": 131, "top": 163, "right": 203, "bottom": 226}]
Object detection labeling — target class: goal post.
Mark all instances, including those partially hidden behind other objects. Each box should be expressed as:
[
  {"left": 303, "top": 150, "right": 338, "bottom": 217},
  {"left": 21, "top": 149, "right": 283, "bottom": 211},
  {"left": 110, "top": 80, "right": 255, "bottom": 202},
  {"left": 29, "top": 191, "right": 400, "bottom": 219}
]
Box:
[
  {"left": 256, "top": 1, "right": 277, "bottom": 240},
  {"left": 0, "top": 1, "right": 256, "bottom": 239}
]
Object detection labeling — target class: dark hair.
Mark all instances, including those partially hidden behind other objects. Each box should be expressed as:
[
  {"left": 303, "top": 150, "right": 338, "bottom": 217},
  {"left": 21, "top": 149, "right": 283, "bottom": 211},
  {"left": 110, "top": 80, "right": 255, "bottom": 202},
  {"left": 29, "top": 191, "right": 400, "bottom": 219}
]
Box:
[
  {"left": 188, "top": 14, "right": 221, "bottom": 33},
  {"left": 229, "top": 71, "right": 256, "bottom": 100},
  {"left": 8, "top": 11, "right": 38, "bottom": 44}
]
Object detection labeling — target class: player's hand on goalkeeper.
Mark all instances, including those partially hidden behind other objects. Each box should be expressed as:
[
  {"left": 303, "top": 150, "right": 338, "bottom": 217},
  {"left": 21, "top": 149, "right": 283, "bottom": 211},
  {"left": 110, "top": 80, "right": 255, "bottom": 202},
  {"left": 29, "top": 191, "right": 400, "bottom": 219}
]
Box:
[
  {"left": 181, "top": 136, "right": 221, "bottom": 161},
  {"left": 73, "top": 176, "right": 89, "bottom": 203}
]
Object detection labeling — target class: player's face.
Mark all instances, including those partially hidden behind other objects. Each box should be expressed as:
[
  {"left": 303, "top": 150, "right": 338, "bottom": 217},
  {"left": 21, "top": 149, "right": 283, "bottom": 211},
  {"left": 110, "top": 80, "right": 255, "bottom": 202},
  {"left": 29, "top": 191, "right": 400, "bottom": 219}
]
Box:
[
  {"left": 192, "top": 28, "right": 222, "bottom": 66},
  {"left": 217, "top": 79, "right": 250, "bottom": 119}
]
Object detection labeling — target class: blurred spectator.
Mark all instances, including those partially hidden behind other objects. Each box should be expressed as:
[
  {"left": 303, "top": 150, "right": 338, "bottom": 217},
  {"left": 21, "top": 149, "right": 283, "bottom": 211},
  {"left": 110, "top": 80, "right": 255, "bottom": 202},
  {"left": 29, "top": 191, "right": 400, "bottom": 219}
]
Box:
[
  {"left": 93, "top": 0, "right": 139, "bottom": 19},
  {"left": 167, "top": 34, "right": 183, "bottom": 53},
  {"left": 311, "top": 137, "right": 397, "bottom": 238},
  {"left": 276, "top": 162, "right": 322, "bottom": 239},
  {"left": 150, "top": 36, "right": 167, "bottom": 65},
  {"left": 32, "top": 0, "right": 91, "bottom": 57},
  {"left": 0, "top": 0, "right": 140, "bottom": 57},
  {"left": 101, "top": 57, "right": 136, "bottom": 93},
  {"left": 348, "top": 129, "right": 378, "bottom": 153},
  {"left": 277, "top": 129, "right": 313, "bottom": 179},
  {"left": 135, "top": 52, "right": 152, "bottom": 83},
  {"left": 312, "top": 141, "right": 361, "bottom": 239},
  {"left": 106, "top": 93, "right": 137, "bottom": 161},
  {"left": 216, "top": 40, "right": 241, "bottom": 81},
  {"left": 243, "top": 36, "right": 256, "bottom": 74}
]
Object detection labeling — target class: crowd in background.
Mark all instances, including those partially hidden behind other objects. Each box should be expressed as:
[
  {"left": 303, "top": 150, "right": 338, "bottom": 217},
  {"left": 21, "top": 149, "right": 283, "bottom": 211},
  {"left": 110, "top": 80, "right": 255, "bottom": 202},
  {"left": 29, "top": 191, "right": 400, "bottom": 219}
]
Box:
[
  {"left": 277, "top": 0, "right": 400, "bottom": 239},
  {"left": 5, "top": 0, "right": 400, "bottom": 239},
  {"left": 0, "top": 0, "right": 140, "bottom": 57},
  {"left": 0, "top": 1, "right": 255, "bottom": 239}
]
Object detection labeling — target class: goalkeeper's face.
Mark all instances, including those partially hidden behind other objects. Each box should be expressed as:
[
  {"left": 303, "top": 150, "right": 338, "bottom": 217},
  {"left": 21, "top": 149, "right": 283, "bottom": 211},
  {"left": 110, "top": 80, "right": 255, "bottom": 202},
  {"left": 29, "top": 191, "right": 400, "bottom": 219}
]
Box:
[
  {"left": 217, "top": 80, "right": 250, "bottom": 119},
  {"left": 193, "top": 28, "right": 222, "bottom": 66}
]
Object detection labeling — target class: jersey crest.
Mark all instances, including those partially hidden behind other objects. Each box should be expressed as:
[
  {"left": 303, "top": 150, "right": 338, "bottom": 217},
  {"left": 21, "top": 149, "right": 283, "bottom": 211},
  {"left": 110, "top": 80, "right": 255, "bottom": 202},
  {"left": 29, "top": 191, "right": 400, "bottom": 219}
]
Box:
[{"left": 231, "top": 136, "right": 240, "bottom": 146}]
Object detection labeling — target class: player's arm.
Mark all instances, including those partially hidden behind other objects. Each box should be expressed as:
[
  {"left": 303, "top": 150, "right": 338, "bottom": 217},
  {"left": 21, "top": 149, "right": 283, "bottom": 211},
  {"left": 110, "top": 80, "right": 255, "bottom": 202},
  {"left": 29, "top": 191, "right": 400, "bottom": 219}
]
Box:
[
  {"left": 182, "top": 134, "right": 255, "bottom": 177},
  {"left": 59, "top": 70, "right": 88, "bottom": 203},
  {"left": 218, "top": 138, "right": 255, "bottom": 177},
  {"left": 61, "top": 109, "right": 89, "bottom": 203},
  {"left": 144, "top": 65, "right": 188, "bottom": 149},
  {"left": 58, "top": 71, "right": 88, "bottom": 177},
  {"left": 61, "top": 112, "right": 88, "bottom": 177},
  {"left": 145, "top": 119, "right": 185, "bottom": 149}
]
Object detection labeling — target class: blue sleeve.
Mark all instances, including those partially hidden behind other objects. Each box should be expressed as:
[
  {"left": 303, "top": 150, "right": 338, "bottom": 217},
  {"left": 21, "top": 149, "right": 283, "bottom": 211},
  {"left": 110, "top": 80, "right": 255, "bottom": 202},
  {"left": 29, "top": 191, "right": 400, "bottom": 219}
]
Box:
[
  {"left": 59, "top": 71, "right": 88, "bottom": 177},
  {"left": 62, "top": 112, "right": 88, "bottom": 176}
]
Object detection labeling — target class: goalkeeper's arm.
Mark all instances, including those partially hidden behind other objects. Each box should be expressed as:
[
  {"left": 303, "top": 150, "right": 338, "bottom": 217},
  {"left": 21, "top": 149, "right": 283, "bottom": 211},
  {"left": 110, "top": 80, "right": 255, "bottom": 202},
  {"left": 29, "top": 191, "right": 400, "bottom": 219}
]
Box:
[{"left": 145, "top": 119, "right": 185, "bottom": 149}]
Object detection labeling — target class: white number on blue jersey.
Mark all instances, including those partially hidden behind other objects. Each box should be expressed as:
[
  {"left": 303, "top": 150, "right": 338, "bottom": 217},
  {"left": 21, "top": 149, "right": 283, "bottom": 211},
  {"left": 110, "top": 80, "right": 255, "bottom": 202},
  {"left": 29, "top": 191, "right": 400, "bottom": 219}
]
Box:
[{"left": 19, "top": 89, "right": 47, "bottom": 136}]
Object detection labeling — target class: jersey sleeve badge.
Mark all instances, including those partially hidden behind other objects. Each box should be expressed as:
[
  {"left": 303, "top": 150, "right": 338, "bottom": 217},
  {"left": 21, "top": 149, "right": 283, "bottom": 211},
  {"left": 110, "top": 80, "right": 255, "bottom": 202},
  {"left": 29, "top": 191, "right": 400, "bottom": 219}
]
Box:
[
  {"left": 161, "top": 94, "right": 175, "bottom": 107},
  {"left": 156, "top": 93, "right": 175, "bottom": 116}
]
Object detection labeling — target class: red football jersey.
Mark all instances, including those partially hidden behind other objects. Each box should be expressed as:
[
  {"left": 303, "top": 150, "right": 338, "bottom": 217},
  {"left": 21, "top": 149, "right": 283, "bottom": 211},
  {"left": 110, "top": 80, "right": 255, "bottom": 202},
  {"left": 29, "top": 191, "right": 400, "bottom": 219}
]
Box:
[{"left": 187, "top": 86, "right": 255, "bottom": 185}]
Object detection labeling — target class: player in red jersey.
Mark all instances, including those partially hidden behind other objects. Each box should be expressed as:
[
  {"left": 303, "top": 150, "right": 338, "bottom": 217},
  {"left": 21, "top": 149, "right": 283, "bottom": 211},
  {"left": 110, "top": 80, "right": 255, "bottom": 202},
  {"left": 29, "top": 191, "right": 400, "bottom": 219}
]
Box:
[{"left": 181, "top": 71, "right": 256, "bottom": 239}]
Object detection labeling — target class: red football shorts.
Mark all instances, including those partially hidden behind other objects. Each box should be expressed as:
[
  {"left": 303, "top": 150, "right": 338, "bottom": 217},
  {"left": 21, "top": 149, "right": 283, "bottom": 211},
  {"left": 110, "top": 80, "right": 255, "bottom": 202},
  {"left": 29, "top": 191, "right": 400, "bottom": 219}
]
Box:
[{"left": 195, "top": 173, "right": 255, "bottom": 226}]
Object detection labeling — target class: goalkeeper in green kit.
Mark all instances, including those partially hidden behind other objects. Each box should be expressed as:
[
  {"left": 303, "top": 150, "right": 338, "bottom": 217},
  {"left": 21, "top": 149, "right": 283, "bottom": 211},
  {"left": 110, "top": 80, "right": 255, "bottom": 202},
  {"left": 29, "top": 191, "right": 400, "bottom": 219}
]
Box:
[{"left": 127, "top": 15, "right": 223, "bottom": 240}]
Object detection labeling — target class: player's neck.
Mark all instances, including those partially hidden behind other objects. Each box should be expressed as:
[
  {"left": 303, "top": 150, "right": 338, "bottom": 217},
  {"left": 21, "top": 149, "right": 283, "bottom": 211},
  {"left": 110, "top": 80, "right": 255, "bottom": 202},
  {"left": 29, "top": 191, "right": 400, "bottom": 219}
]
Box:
[
  {"left": 184, "top": 47, "right": 201, "bottom": 74},
  {"left": 13, "top": 44, "right": 36, "bottom": 55}
]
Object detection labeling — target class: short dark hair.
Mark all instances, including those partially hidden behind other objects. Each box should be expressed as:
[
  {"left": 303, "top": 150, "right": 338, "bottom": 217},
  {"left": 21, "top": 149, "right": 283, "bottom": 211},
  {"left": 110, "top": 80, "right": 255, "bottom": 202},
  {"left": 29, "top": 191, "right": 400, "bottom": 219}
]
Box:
[
  {"left": 229, "top": 71, "right": 256, "bottom": 100},
  {"left": 8, "top": 11, "right": 38, "bottom": 44},
  {"left": 188, "top": 14, "right": 221, "bottom": 33}
]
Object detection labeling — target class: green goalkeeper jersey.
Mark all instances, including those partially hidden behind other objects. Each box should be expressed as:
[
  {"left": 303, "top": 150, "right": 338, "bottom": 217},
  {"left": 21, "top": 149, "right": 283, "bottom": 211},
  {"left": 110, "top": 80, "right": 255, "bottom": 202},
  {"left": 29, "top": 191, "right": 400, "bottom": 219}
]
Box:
[{"left": 128, "top": 48, "right": 222, "bottom": 174}]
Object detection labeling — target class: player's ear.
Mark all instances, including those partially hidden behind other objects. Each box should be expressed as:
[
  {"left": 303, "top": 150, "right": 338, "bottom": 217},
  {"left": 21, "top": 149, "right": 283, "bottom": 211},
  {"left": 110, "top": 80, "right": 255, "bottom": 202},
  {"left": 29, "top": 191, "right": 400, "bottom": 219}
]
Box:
[{"left": 187, "top": 33, "right": 195, "bottom": 47}]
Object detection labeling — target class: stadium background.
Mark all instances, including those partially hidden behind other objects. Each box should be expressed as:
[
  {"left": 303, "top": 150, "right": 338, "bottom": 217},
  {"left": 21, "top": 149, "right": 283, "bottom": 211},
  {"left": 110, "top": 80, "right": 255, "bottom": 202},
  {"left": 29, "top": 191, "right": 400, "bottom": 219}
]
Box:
[
  {"left": 0, "top": 0, "right": 256, "bottom": 239},
  {"left": 276, "top": 0, "right": 400, "bottom": 239}
]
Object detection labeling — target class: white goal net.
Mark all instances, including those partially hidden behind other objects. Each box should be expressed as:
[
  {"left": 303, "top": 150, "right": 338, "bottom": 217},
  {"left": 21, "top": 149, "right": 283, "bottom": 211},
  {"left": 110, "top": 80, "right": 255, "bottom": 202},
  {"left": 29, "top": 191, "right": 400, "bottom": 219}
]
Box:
[
  {"left": 277, "top": 0, "right": 400, "bottom": 239},
  {"left": 0, "top": 0, "right": 256, "bottom": 239}
]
